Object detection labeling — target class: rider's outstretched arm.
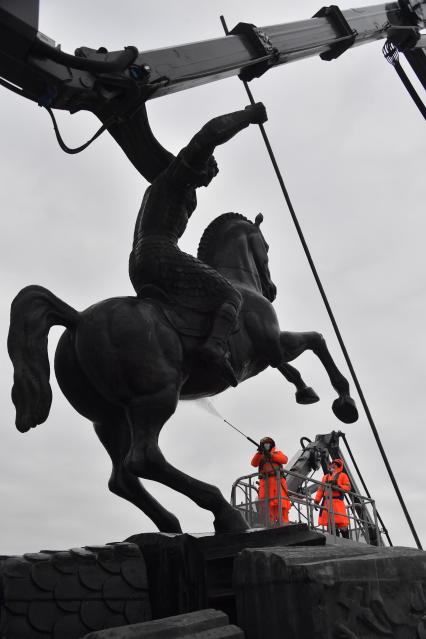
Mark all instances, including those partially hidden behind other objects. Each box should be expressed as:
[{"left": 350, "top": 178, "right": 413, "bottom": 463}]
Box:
[{"left": 182, "top": 103, "right": 267, "bottom": 167}]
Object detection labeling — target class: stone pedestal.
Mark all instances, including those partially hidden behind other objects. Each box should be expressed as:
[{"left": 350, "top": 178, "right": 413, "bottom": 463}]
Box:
[
  {"left": 233, "top": 544, "right": 426, "bottom": 639},
  {"left": 82, "top": 609, "right": 244, "bottom": 638},
  {"left": 3, "top": 526, "right": 426, "bottom": 638},
  {"left": 0, "top": 525, "right": 324, "bottom": 638},
  {"left": 127, "top": 522, "right": 324, "bottom": 623},
  {"left": 0, "top": 543, "right": 151, "bottom": 639}
]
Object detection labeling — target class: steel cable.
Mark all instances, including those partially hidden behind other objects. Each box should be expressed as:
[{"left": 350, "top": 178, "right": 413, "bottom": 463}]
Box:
[{"left": 341, "top": 434, "right": 393, "bottom": 545}]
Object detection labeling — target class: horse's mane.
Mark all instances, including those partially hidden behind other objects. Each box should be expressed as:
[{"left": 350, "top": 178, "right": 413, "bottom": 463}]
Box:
[{"left": 197, "top": 212, "right": 251, "bottom": 265}]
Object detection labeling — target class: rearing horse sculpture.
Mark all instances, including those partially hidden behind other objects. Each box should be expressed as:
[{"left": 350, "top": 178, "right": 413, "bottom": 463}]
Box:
[{"left": 8, "top": 211, "right": 357, "bottom": 534}]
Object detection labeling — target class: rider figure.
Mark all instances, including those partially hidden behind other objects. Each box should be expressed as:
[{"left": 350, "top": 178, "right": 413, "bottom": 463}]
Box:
[{"left": 129, "top": 104, "right": 267, "bottom": 386}]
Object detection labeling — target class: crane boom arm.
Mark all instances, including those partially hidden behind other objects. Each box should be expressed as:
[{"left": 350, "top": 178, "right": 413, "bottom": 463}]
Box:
[{"left": 0, "top": 0, "right": 424, "bottom": 181}]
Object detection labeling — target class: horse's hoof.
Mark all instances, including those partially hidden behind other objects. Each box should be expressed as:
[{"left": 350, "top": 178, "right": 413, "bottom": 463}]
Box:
[
  {"left": 332, "top": 396, "right": 359, "bottom": 424},
  {"left": 214, "top": 508, "right": 249, "bottom": 534},
  {"left": 296, "top": 386, "right": 320, "bottom": 405}
]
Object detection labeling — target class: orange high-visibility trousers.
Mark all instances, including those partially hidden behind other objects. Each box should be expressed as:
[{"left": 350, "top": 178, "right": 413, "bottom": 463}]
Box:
[
  {"left": 314, "top": 459, "right": 350, "bottom": 530},
  {"left": 251, "top": 448, "right": 291, "bottom": 526}
]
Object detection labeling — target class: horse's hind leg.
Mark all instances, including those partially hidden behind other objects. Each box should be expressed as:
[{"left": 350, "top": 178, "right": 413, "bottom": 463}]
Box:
[
  {"left": 55, "top": 330, "right": 182, "bottom": 533},
  {"left": 94, "top": 415, "right": 182, "bottom": 533},
  {"left": 280, "top": 331, "right": 358, "bottom": 424},
  {"left": 125, "top": 385, "right": 248, "bottom": 533},
  {"left": 278, "top": 362, "right": 320, "bottom": 405}
]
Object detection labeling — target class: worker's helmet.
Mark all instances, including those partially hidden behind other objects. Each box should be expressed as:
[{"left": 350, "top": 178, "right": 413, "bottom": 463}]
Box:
[
  {"left": 260, "top": 436, "right": 276, "bottom": 448},
  {"left": 331, "top": 458, "right": 343, "bottom": 470}
]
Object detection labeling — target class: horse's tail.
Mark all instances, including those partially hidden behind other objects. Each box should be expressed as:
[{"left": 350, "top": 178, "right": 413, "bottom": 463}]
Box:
[{"left": 7, "top": 285, "right": 79, "bottom": 433}]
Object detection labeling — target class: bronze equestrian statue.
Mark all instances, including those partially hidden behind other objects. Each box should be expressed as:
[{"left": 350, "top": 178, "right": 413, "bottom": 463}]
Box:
[{"left": 8, "top": 105, "right": 358, "bottom": 534}]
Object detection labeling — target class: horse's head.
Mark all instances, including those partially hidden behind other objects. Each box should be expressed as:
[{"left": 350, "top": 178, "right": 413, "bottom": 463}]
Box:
[
  {"left": 198, "top": 212, "right": 277, "bottom": 302},
  {"left": 250, "top": 213, "right": 277, "bottom": 302}
]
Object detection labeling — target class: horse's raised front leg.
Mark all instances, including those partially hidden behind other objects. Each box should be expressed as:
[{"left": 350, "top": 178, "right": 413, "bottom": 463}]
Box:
[
  {"left": 94, "top": 416, "right": 182, "bottom": 533},
  {"left": 125, "top": 384, "right": 248, "bottom": 534},
  {"left": 280, "top": 331, "right": 358, "bottom": 424},
  {"left": 244, "top": 307, "right": 319, "bottom": 404},
  {"left": 278, "top": 362, "right": 320, "bottom": 405}
]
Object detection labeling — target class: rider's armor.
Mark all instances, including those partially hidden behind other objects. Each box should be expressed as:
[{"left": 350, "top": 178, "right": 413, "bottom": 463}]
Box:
[
  {"left": 129, "top": 150, "right": 241, "bottom": 313},
  {"left": 128, "top": 105, "right": 266, "bottom": 386}
]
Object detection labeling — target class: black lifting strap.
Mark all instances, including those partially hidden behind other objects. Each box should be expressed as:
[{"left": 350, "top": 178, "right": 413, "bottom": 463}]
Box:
[{"left": 383, "top": 41, "right": 426, "bottom": 120}]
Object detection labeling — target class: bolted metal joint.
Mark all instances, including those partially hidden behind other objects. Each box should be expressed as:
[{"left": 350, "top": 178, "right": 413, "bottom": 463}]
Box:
[
  {"left": 398, "top": 0, "right": 425, "bottom": 26},
  {"left": 387, "top": 26, "right": 421, "bottom": 51},
  {"left": 313, "top": 5, "right": 357, "bottom": 60},
  {"left": 228, "top": 22, "right": 280, "bottom": 82}
]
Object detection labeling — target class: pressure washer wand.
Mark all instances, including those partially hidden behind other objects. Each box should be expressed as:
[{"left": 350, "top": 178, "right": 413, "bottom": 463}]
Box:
[{"left": 223, "top": 418, "right": 259, "bottom": 448}]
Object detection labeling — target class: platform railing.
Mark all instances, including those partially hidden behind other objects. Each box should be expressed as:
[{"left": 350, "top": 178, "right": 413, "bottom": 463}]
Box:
[{"left": 231, "top": 468, "right": 383, "bottom": 545}]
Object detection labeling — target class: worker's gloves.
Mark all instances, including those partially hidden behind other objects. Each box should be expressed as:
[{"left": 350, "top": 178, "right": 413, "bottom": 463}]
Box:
[
  {"left": 258, "top": 442, "right": 271, "bottom": 453},
  {"left": 245, "top": 102, "right": 268, "bottom": 125}
]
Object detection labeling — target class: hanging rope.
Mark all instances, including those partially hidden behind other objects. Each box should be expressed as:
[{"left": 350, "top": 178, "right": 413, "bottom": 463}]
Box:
[
  {"left": 382, "top": 41, "right": 426, "bottom": 120},
  {"left": 43, "top": 107, "right": 114, "bottom": 155},
  {"left": 220, "top": 15, "right": 423, "bottom": 550},
  {"left": 0, "top": 77, "right": 115, "bottom": 154}
]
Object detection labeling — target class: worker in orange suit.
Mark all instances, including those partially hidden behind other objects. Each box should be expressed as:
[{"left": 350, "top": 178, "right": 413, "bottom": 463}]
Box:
[
  {"left": 251, "top": 436, "right": 291, "bottom": 526},
  {"left": 314, "top": 458, "right": 351, "bottom": 538}
]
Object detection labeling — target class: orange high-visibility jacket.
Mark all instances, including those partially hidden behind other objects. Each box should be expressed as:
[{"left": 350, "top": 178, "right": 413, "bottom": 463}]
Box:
[
  {"left": 314, "top": 459, "right": 350, "bottom": 528},
  {"left": 251, "top": 448, "right": 290, "bottom": 509}
]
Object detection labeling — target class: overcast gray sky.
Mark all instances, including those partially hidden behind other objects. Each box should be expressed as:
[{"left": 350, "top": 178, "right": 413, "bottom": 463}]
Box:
[{"left": 0, "top": 0, "right": 425, "bottom": 555}]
